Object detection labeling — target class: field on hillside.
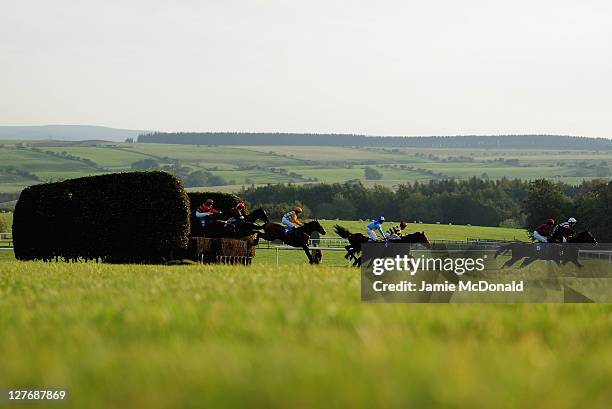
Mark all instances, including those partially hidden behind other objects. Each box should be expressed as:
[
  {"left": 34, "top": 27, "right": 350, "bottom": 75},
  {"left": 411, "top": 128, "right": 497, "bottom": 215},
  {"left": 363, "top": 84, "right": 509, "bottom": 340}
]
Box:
[
  {"left": 1, "top": 261, "right": 611, "bottom": 409},
  {"left": 1, "top": 141, "right": 612, "bottom": 194}
]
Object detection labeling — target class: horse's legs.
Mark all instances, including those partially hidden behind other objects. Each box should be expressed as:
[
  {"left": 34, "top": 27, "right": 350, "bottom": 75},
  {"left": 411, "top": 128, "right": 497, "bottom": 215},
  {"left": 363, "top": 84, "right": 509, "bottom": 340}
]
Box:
[
  {"left": 302, "top": 245, "right": 315, "bottom": 264},
  {"left": 348, "top": 247, "right": 361, "bottom": 261},
  {"left": 570, "top": 258, "right": 584, "bottom": 268},
  {"left": 502, "top": 256, "right": 521, "bottom": 268},
  {"left": 344, "top": 245, "right": 353, "bottom": 259},
  {"left": 519, "top": 257, "right": 539, "bottom": 268}
]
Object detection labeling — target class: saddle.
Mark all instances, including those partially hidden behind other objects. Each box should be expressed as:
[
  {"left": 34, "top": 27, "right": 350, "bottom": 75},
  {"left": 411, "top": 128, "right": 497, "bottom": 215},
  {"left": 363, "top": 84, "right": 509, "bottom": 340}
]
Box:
[{"left": 284, "top": 227, "right": 301, "bottom": 241}]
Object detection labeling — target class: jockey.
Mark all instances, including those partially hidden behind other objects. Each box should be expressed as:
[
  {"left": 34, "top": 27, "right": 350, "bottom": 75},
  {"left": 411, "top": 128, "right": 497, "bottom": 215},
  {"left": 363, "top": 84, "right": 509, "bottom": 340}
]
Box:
[
  {"left": 366, "top": 216, "right": 386, "bottom": 241},
  {"left": 226, "top": 201, "right": 246, "bottom": 231},
  {"left": 533, "top": 218, "right": 555, "bottom": 243},
  {"left": 228, "top": 201, "right": 246, "bottom": 221},
  {"left": 559, "top": 217, "right": 577, "bottom": 231},
  {"left": 281, "top": 207, "right": 303, "bottom": 232},
  {"left": 386, "top": 220, "right": 408, "bottom": 239},
  {"left": 557, "top": 217, "right": 577, "bottom": 241},
  {"left": 195, "top": 199, "right": 220, "bottom": 226}
]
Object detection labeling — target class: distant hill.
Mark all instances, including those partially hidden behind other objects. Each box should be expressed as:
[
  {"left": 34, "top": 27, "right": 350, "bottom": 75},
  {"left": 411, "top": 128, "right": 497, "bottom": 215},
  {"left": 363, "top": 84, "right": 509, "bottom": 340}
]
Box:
[
  {"left": 0, "top": 125, "right": 147, "bottom": 142},
  {"left": 138, "top": 132, "right": 612, "bottom": 150}
]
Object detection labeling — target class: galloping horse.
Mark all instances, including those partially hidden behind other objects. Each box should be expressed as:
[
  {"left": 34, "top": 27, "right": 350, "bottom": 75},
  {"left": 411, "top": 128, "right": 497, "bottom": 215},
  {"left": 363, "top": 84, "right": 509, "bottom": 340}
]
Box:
[
  {"left": 256, "top": 220, "right": 327, "bottom": 264},
  {"left": 195, "top": 207, "right": 270, "bottom": 239},
  {"left": 495, "top": 230, "right": 597, "bottom": 268},
  {"left": 334, "top": 225, "right": 430, "bottom": 266}
]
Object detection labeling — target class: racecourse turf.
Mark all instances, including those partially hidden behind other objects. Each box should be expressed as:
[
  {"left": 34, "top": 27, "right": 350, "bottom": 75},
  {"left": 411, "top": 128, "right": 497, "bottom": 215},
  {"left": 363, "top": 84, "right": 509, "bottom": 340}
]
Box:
[
  {"left": 2, "top": 220, "right": 610, "bottom": 408},
  {"left": 1, "top": 261, "right": 611, "bottom": 409}
]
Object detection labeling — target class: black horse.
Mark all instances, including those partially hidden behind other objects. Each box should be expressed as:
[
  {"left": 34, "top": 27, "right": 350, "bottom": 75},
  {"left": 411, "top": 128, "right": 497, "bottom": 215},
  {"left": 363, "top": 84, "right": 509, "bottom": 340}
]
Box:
[
  {"left": 494, "top": 230, "right": 597, "bottom": 268},
  {"left": 256, "top": 220, "right": 327, "bottom": 264},
  {"left": 194, "top": 208, "right": 270, "bottom": 239},
  {"left": 334, "top": 225, "right": 430, "bottom": 266}
]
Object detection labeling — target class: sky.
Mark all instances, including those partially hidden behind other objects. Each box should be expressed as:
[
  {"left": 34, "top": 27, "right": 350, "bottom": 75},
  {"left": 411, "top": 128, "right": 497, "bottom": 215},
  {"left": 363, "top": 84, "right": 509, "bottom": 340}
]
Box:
[{"left": 1, "top": 0, "right": 611, "bottom": 137}]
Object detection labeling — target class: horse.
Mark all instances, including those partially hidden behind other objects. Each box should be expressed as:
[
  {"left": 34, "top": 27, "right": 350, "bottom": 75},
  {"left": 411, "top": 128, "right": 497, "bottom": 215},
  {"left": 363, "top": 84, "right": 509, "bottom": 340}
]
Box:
[
  {"left": 494, "top": 230, "right": 597, "bottom": 268},
  {"left": 201, "top": 219, "right": 264, "bottom": 239},
  {"left": 334, "top": 225, "right": 430, "bottom": 266},
  {"left": 234, "top": 207, "right": 270, "bottom": 225},
  {"left": 256, "top": 220, "right": 327, "bottom": 264},
  {"left": 193, "top": 207, "right": 270, "bottom": 239},
  {"left": 334, "top": 225, "right": 369, "bottom": 263},
  {"left": 548, "top": 225, "right": 575, "bottom": 243}
]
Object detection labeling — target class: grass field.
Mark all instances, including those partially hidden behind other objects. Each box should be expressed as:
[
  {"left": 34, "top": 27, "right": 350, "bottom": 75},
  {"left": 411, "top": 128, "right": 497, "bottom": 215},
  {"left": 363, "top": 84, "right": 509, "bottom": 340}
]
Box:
[
  {"left": 2, "top": 141, "right": 612, "bottom": 194},
  {"left": 1, "top": 261, "right": 611, "bottom": 409},
  {"left": 1, "top": 218, "right": 609, "bottom": 408}
]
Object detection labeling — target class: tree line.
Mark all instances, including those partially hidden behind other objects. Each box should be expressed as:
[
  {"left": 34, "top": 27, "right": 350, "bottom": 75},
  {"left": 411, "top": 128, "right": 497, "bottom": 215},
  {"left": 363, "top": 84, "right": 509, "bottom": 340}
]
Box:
[
  {"left": 240, "top": 178, "right": 612, "bottom": 241},
  {"left": 137, "top": 132, "right": 612, "bottom": 150}
]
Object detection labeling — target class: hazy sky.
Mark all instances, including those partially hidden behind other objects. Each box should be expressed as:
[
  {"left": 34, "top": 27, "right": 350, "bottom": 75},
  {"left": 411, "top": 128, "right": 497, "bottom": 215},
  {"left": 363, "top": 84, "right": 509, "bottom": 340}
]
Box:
[{"left": 1, "top": 0, "right": 611, "bottom": 136}]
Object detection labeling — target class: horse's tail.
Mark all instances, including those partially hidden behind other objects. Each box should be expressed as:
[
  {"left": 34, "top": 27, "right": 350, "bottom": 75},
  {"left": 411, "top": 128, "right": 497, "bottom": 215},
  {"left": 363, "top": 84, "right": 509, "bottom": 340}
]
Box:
[
  {"left": 494, "top": 243, "right": 513, "bottom": 258},
  {"left": 334, "top": 225, "right": 352, "bottom": 239}
]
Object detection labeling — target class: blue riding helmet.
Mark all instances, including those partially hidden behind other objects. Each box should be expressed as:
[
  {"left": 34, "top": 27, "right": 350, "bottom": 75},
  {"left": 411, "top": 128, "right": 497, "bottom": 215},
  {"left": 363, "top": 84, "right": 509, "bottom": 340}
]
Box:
[{"left": 378, "top": 216, "right": 385, "bottom": 222}]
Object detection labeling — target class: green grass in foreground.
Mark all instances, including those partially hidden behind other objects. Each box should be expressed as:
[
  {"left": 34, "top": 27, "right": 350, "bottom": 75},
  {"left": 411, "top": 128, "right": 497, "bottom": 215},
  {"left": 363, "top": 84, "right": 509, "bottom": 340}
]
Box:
[{"left": 0, "top": 262, "right": 611, "bottom": 409}]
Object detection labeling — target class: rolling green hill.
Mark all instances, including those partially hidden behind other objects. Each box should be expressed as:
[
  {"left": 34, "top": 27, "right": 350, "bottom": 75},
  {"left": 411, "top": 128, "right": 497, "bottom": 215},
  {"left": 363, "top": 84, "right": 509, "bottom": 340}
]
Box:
[{"left": 1, "top": 140, "right": 611, "bottom": 195}]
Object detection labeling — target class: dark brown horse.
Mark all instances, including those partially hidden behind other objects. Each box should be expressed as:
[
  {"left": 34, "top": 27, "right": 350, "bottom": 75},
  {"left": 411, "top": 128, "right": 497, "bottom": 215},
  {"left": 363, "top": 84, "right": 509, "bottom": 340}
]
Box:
[
  {"left": 494, "top": 231, "right": 597, "bottom": 268},
  {"left": 194, "top": 208, "right": 270, "bottom": 239},
  {"left": 334, "top": 225, "right": 430, "bottom": 266},
  {"left": 257, "top": 220, "right": 327, "bottom": 264}
]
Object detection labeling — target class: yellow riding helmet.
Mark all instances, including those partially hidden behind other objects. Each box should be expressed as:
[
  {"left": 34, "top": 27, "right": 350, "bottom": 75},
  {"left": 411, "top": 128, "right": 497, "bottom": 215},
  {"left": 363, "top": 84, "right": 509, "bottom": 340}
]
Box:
[{"left": 295, "top": 207, "right": 303, "bottom": 213}]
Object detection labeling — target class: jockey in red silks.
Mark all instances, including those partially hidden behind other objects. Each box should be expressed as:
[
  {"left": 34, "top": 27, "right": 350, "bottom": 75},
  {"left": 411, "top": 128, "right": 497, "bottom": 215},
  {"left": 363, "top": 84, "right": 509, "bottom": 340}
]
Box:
[
  {"left": 195, "top": 199, "right": 220, "bottom": 226},
  {"left": 533, "top": 218, "right": 555, "bottom": 243}
]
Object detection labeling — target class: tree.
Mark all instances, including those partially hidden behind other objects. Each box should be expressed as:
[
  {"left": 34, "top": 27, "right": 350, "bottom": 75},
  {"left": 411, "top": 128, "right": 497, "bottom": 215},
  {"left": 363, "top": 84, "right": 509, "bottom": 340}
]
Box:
[
  {"left": 206, "top": 175, "right": 228, "bottom": 186},
  {"left": 524, "top": 179, "right": 570, "bottom": 233},
  {"left": 330, "top": 193, "right": 356, "bottom": 219},
  {"left": 364, "top": 167, "right": 383, "bottom": 180},
  {"left": 131, "top": 159, "right": 159, "bottom": 170},
  {"left": 573, "top": 180, "right": 612, "bottom": 241},
  {"left": 185, "top": 170, "right": 211, "bottom": 187},
  {"left": 184, "top": 170, "right": 228, "bottom": 187}
]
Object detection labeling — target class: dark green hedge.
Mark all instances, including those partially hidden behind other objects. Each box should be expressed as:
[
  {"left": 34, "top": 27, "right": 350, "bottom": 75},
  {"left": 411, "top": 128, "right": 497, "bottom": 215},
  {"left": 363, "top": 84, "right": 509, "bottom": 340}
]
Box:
[
  {"left": 13, "top": 171, "right": 190, "bottom": 263},
  {"left": 187, "top": 191, "right": 242, "bottom": 236}
]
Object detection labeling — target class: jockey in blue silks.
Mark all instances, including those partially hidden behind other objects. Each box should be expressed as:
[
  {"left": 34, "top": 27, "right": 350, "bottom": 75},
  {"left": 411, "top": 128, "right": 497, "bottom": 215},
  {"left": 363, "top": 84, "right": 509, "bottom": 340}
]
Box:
[{"left": 365, "top": 216, "right": 386, "bottom": 241}]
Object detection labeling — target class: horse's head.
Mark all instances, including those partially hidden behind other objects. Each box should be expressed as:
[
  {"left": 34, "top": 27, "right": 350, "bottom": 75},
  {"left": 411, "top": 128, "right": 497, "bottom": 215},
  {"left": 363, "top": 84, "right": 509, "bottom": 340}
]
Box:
[
  {"left": 305, "top": 219, "right": 326, "bottom": 235},
  {"left": 402, "top": 231, "right": 430, "bottom": 247}
]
